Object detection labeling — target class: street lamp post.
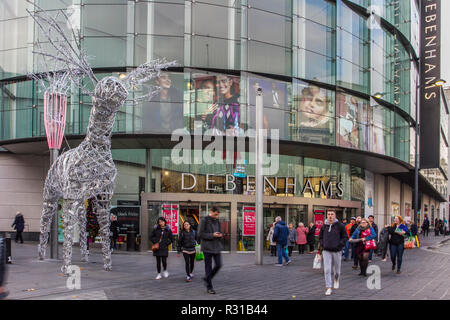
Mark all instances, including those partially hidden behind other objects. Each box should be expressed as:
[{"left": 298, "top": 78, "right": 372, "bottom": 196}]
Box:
[
  {"left": 43, "top": 92, "right": 67, "bottom": 259},
  {"left": 255, "top": 87, "right": 264, "bottom": 265}
]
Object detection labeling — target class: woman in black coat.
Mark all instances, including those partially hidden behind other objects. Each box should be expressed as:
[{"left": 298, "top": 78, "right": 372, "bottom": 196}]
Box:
[
  {"left": 150, "top": 217, "right": 173, "bottom": 280},
  {"left": 307, "top": 222, "right": 316, "bottom": 253}
]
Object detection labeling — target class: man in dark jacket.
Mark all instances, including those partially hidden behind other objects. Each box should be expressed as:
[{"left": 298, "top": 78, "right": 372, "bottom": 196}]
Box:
[
  {"left": 11, "top": 212, "right": 25, "bottom": 244},
  {"left": 199, "top": 206, "right": 223, "bottom": 294},
  {"left": 272, "top": 216, "right": 291, "bottom": 266},
  {"left": 319, "top": 210, "right": 348, "bottom": 296},
  {"left": 422, "top": 216, "right": 430, "bottom": 236},
  {"left": 368, "top": 215, "right": 378, "bottom": 261}
]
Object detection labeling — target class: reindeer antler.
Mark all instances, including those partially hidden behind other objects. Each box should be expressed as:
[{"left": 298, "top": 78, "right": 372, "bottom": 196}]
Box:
[{"left": 26, "top": 0, "right": 97, "bottom": 95}]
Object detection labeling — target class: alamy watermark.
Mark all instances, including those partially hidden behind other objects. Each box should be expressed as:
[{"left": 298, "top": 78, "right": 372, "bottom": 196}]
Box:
[
  {"left": 66, "top": 265, "right": 81, "bottom": 290},
  {"left": 366, "top": 265, "right": 381, "bottom": 290}
]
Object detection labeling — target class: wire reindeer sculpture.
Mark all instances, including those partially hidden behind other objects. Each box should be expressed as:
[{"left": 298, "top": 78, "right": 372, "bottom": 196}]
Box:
[{"left": 27, "top": 2, "right": 176, "bottom": 274}]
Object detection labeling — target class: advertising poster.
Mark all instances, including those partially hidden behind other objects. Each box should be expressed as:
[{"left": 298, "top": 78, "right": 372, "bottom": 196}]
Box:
[
  {"left": 162, "top": 204, "right": 179, "bottom": 235},
  {"left": 314, "top": 210, "right": 325, "bottom": 236},
  {"left": 364, "top": 170, "right": 374, "bottom": 218},
  {"left": 110, "top": 206, "right": 141, "bottom": 235},
  {"left": 242, "top": 206, "right": 256, "bottom": 236},
  {"left": 295, "top": 82, "right": 334, "bottom": 145}
]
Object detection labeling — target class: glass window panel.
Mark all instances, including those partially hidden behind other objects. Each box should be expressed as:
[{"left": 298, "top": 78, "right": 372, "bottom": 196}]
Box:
[
  {"left": 191, "top": 36, "right": 240, "bottom": 70},
  {"left": 297, "top": 0, "right": 335, "bottom": 27},
  {"left": 297, "top": 18, "right": 334, "bottom": 57},
  {"left": 135, "top": 2, "right": 184, "bottom": 36},
  {"left": 248, "top": 41, "right": 291, "bottom": 76},
  {"left": 0, "top": 18, "right": 29, "bottom": 51},
  {"left": 82, "top": 4, "right": 127, "bottom": 37},
  {"left": 248, "top": 8, "right": 291, "bottom": 48},
  {"left": 134, "top": 35, "right": 184, "bottom": 66},
  {"left": 192, "top": 2, "right": 240, "bottom": 39},
  {"left": 0, "top": 48, "right": 28, "bottom": 80},
  {"left": 1, "top": 1, "right": 28, "bottom": 19},
  {"left": 295, "top": 49, "right": 335, "bottom": 84},
  {"left": 82, "top": 37, "right": 127, "bottom": 67},
  {"left": 248, "top": 0, "right": 291, "bottom": 16}
]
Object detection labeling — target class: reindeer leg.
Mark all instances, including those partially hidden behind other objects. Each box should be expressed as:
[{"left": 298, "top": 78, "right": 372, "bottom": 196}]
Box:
[
  {"left": 38, "top": 198, "right": 59, "bottom": 260},
  {"left": 78, "top": 202, "right": 89, "bottom": 262},
  {"left": 61, "top": 199, "right": 82, "bottom": 275},
  {"left": 96, "top": 196, "right": 112, "bottom": 271}
]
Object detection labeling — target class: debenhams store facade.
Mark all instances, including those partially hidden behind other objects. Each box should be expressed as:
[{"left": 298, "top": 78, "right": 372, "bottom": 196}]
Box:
[{"left": 0, "top": 0, "right": 447, "bottom": 252}]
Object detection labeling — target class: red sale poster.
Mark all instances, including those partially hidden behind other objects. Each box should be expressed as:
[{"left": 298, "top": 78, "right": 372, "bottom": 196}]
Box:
[
  {"left": 243, "top": 206, "right": 256, "bottom": 236},
  {"left": 314, "top": 210, "right": 325, "bottom": 236},
  {"left": 162, "top": 204, "right": 179, "bottom": 235}
]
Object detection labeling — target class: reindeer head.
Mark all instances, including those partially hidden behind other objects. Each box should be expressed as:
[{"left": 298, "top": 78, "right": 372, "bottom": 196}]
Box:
[{"left": 93, "top": 77, "right": 128, "bottom": 113}]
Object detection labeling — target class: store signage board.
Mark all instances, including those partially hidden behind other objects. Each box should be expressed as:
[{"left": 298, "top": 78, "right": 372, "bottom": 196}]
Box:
[{"left": 243, "top": 206, "right": 256, "bottom": 236}]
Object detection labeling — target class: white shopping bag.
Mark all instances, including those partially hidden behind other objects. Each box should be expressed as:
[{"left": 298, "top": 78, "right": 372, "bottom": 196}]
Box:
[{"left": 313, "top": 253, "right": 322, "bottom": 269}]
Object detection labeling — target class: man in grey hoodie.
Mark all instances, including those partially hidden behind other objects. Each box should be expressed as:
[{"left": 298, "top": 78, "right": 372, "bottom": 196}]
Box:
[{"left": 319, "top": 210, "right": 348, "bottom": 296}]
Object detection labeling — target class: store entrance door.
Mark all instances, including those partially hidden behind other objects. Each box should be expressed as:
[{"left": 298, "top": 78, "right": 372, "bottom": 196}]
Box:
[{"left": 179, "top": 202, "right": 201, "bottom": 233}]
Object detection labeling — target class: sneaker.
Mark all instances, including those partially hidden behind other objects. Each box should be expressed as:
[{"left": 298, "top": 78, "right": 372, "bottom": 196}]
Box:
[
  {"left": 189, "top": 273, "right": 194, "bottom": 278},
  {"left": 163, "top": 270, "right": 169, "bottom": 278},
  {"left": 275, "top": 263, "right": 283, "bottom": 267},
  {"left": 396, "top": 270, "right": 401, "bottom": 274},
  {"left": 381, "top": 258, "right": 387, "bottom": 262},
  {"left": 207, "top": 289, "right": 216, "bottom": 294},
  {"left": 325, "top": 288, "right": 332, "bottom": 296},
  {"left": 285, "top": 260, "right": 291, "bottom": 266},
  {"left": 392, "top": 265, "right": 395, "bottom": 271},
  {"left": 0, "top": 291, "right": 9, "bottom": 300},
  {"left": 368, "top": 260, "right": 372, "bottom": 263},
  {"left": 352, "top": 265, "right": 357, "bottom": 270},
  {"left": 333, "top": 278, "right": 339, "bottom": 289},
  {"left": 186, "top": 276, "right": 192, "bottom": 282},
  {"left": 155, "top": 273, "right": 162, "bottom": 280}
]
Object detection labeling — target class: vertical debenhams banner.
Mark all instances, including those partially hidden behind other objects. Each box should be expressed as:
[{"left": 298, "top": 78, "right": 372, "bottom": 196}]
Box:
[{"left": 420, "top": 0, "right": 441, "bottom": 169}]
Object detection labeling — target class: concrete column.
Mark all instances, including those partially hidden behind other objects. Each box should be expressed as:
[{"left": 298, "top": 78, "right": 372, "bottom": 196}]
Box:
[
  {"left": 140, "top": 194, "right": 149, "bottom": 252},
  {"left": 145, "top": 149, "right": 152, "bottom": 193}
]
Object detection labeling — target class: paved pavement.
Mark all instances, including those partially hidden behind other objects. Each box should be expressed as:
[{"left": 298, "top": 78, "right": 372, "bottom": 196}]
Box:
[{"left": 3, "top": 234, "right": 450, "bottom": 300}]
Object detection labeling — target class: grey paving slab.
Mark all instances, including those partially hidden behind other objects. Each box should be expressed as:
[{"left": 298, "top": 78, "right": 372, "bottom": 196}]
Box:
[{"left": 2, "top": 234, "right": 450, "bottom": 300}]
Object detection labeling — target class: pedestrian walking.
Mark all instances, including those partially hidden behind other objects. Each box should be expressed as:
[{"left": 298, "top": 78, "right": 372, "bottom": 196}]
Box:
[
  {"left": 422, "top": 216, "right": 430, "bottom": 236},
  {"left": 199, "top": 206, "right": 223, "bottom": 294},
  {"left": 296, "top": 222, "right": 308, "bottom": 254},
  {"left": 318, "top": 210, "right": 348, "bottom": 296},
  {"left": 0, "top": 237, "right": 9, "bottom": 299},
  {"left": 349, "top": 218, "right": 376, "bottom": 276},
  {"left": 177, "top": 221, "right": 197, "bottom": 282},
  {"left": 273, "top": 216, "right": 291, "bottom": 266},
  {"left": 287, "top": 223, "right": 297, "bottom": 257},
  {"left": 444, "top": 218, "right": 448, "bottom": 236},
  {"left": 379, "top": 225, "right": 390, "bottom": 261},
  {"left": 267, "top": 223, "right": 277, "bottom": 256},
  {"left": 11, "top": 212, "right": 25, "bottom": 244},
  {"left": 368, "top": 215, "right": 378, "bottom": 261},
  {"left": 388, "top": 215, "right": 409, "bottom": 274},
  {"left": 350, "top": 216, "right": 361, "bottom": 269},
  {"left": 435, "top": 219, "right": 441, "bottom": 236},
  {"left": 307, "top": 222, "right": 316, "bottom": 253},
  {"left": 150, "top": 217, "right": 174, "bottom": 280},
  {"left": 344, "top": 217, "right": 355, "bottom": 261},
  {"left": 109, "top": 215, "right": 120, "bottom": 252}
]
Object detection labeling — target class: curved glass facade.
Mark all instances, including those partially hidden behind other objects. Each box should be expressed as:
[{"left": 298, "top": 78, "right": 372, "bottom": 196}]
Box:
[{"left": 0, "top": 0, "right": 420, "bottom": 165}]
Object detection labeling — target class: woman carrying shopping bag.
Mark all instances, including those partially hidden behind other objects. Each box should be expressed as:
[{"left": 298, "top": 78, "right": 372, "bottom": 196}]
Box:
[{"left": 349, "top": 218, "right": 376, "bottom": 277}]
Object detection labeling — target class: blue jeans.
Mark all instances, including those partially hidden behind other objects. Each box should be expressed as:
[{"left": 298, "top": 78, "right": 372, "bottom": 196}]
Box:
[
  {"left": 276, "top": 243, "right": 290, "bottom": 264},
  {"left": 344, "top": 241, "right": 350, "bottom": 259},
  {"left": 389, "top": 244, "right": 404, "bottom": 271}
]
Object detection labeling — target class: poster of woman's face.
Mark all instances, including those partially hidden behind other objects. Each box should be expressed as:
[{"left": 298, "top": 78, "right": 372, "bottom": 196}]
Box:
[
  {"left": 295, "top": 83, "right": 333, "bottom": 144},
  {"left": 194, "top": 73, "right": 240, "bottom": 136}
]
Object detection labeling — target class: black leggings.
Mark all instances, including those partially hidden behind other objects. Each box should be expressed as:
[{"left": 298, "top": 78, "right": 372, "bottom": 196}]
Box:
[
  {"left": 156, "top": 256, "right": 168, "bottom": 273},
  {"left": 183, "top": 253, "right": 195, "bottom": 276},
  {"left": 358, "top": 251, "right": 370, "bottom": 275},
  {"left": 298, "top": 244, "right": 306, "bottom": 254}
]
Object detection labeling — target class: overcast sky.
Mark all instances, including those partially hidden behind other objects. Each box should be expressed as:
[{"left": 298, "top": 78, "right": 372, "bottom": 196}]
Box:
[{"left": 442, "top": 1, "right": 449, "bottom": 84}]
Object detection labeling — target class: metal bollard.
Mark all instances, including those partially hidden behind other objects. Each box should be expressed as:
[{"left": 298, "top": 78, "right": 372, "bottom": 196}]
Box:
[{"left": 4, "top": 235, "right": 12, "bottom": 264}]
